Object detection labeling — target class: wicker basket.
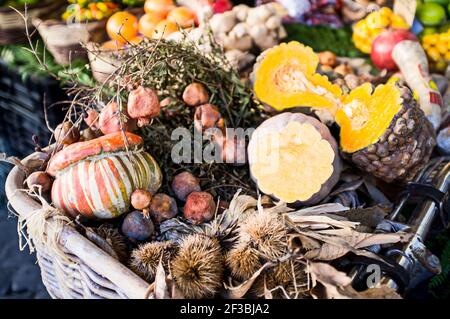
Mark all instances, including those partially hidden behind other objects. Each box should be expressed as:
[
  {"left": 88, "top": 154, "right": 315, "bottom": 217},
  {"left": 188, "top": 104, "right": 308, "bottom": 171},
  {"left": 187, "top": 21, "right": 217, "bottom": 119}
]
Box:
[
  {"left": 5, "top": 153, "right": 152, "bottom": 299},
  {"left": 86, "top": 42, "right": 121, "bottom": 83},
  {"left": 0, "top": 0, "right": 62, "bottom": 45},
  {"left": 33, "top": 17, "right": 108, "bottom": 65}
]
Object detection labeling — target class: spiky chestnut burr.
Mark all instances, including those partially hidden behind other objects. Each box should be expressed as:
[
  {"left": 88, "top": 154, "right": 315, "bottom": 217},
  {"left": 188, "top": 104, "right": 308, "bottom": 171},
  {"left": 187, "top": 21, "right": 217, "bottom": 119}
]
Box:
[
  {"left": 171, "top": 234, "right": 224, "bottom": 299},
  {"left": 96, "top": 224, "right": 129, "bottom": 263},
  {"left": 130, "top": 241, "right": 176, "bottom": 281}
]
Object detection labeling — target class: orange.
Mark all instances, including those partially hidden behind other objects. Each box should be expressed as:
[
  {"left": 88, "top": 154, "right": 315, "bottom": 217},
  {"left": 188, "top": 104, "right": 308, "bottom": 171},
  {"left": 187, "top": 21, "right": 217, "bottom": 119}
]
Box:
[
  {"left": 101, "top": 39, "right": 122, "bottom": 51},
  {"left": 106, "top": 11, "right": 139, "bottom": 44},
  {"left": 129, "top": 36, "right": 144, "bottom": 45},
  {"left": 144, "top": 0, "right": 174, "bottom": 16},
  {"left": 152, "top": 19, "right": 179, "bottom": 39},
  {"left": 167, "top": 6, "right": 196, "bottom": 28},
  {"left": 138, "top": 12, "right": 165, "bottom": 38}
]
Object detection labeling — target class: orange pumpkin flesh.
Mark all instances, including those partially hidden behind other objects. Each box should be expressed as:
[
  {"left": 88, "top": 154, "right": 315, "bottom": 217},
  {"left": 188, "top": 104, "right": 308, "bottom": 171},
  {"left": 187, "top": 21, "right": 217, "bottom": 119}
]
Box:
[
  {"left": 252, "top": 42, "right": 342, "bottom": 115},
  {"left": 336, "top": 82, "right": 402, "bottom": 153},
  {"left": 252, "top": 41, "right": 436, "bottom": 183},
  {"left": 248, "top": 113, "right": 341, "bottom": 205},
  {"left": 337, "top": 82, "right": 436, "bottom": 183}
]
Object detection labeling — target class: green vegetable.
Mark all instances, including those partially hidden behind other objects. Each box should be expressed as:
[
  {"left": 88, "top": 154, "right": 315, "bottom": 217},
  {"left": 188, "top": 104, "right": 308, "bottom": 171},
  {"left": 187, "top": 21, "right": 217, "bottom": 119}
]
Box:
[
  {"left": 0, "top": 42, "right": 93, "bottom": 86},
  {"left": 283, "top": 24, "right": 364, "bottom": 58},
  {"left": 1, "top": 0, "right": 40, "bottom": 7},
  {"left": 121, "top": 0, "right": 145, "bottom": 7}
]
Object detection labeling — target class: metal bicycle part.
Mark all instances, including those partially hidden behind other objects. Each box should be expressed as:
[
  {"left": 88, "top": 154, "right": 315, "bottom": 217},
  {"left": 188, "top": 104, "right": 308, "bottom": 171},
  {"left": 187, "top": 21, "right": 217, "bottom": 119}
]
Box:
[
  {"left": 349, "top": 156, "right": 450, "bottom": 294},
  {"left": 381, "top": 156, "right": 450, "bottom": 292}
]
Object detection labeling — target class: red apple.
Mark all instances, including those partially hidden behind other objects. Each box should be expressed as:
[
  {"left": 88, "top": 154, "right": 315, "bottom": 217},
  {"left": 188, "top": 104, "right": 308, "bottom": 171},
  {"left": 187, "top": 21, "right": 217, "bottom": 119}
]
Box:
[{"left": 371, "top": 29, "right": 418, "bottom": 71}]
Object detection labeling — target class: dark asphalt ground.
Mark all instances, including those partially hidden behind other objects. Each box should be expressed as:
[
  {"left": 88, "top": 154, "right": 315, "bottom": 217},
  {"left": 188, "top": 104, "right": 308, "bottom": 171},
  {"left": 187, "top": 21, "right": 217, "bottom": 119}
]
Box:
[{"left": 0, "top": 139, "right": 50, "bottom": 299}]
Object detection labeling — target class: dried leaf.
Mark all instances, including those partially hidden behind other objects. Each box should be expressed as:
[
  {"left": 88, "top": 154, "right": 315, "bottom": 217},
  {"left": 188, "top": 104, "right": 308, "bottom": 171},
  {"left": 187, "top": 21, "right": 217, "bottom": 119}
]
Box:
[
  {"left": 227, "top": 190, "right": 257, "bottom": 214},
  {"left": 358, "top": 286, "right": 402, "bottom": 299},
  {"left": 289, "top": 203, "right": 349, "bottom": 216},
  {"left": 343, "top": 206, "right": 390, "bottom": 228},
  {"left": 154, "top": 259, "right": 170, "bottom": 299},
  {"left": 295, "top": 227, "right": 411, "bottom": 262},
  {"left": 288, "top": 234, "right": 322, "bottom": 252},
  {"left": 317, "top": 229, "right": 412, "bottom": 249},
  {"left": 287, "top": 214, "right": 359, "bottom": 230},
  {"left": 363, "top": 177, "right": 391, "bottom": 206},
  {"left": 223, "top": 262, "right": 271, "bottom": 299},
  {"left": 263, "top": 277, "right": 273, "bottom": 299},
  {"left": 306, "top": 262, "right": 401, "bottom": 299},
  {"left": 329, "top": 179, "right": 364, "bottom": 197},
  {"left": 166, "top": 275, "right": 185, "bottom": 299},
  {"left": 308, "top": 262, "right": 352, "bottom": 287},
  {"left": 265, "top": 200, "right": 293, "bottom": 215},
  {"left": 304, "top": 243, "right": 349, "bottom": 261}
]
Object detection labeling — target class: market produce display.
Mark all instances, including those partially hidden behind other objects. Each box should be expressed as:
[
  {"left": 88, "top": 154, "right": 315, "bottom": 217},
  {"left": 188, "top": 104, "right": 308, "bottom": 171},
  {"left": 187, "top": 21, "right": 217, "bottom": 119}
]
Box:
[
  {"left": 352, "top": 7, "right": 409, "bottom": 54},
  {"left": 98, "top": 0, "right": 199, "bottom": 48},
  {"left": 61, "top": 1, "right": 120, "bottom": 22},
  {"left": 2, "top": 0, "right": 450, "bottom": 301}
]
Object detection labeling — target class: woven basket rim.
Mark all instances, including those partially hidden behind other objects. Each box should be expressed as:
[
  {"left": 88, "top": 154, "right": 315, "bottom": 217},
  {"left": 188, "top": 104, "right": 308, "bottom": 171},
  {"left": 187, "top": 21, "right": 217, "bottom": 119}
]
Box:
[
  {"left": 5, "top": 150, "right": 152, "bottom": 299},
  {"left": 32, "top": 17, "right": 107, "bottom": 28}
]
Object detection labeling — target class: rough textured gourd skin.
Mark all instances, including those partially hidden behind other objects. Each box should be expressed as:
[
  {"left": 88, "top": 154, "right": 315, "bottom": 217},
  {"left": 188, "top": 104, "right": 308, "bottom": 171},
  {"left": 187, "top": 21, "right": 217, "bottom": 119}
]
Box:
[
  {"left": 48, "top": 132, "right": 162, "bottom": 219},
  {"left": 346, "top": 86, "right": 436, "bottom": 183}
]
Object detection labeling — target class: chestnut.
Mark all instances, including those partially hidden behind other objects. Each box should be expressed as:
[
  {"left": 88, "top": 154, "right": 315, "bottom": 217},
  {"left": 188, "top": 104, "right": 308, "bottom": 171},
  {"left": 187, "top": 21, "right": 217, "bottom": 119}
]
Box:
[
  {"left": 183, "top": 192, "right": 216, "bottom": 225},
  {"left": 220, "top": 135, "right": 247, "bottom": 165},
  {"left": 318, "top": 51, "right": 337, "bottom": 67},
  {"left": 131, "top": 189, "right": 153, "bottom": 217},
  {"left": 84, "top": 108, "right": 100, "bottom": 130}
]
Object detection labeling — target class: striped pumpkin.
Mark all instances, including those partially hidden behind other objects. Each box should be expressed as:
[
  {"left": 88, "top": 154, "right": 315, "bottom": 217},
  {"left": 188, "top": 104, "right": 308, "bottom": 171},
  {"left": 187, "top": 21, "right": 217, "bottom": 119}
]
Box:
[{"left": 47, "top": 132, "right": 162, "bottom": 219}]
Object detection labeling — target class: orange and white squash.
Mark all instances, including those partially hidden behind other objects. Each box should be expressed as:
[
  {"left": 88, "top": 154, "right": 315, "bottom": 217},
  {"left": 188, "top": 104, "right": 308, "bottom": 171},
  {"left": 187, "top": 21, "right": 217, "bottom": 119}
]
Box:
[{"left": 47, "top": 132, "right": 162, "bottom": 219}]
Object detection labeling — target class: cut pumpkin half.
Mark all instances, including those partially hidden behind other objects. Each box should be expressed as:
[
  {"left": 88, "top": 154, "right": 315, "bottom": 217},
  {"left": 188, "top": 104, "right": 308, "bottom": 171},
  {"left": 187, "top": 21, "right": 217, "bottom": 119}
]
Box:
[
  {"left": 336, "top": 81, "right": 436, "bottom": 183},
  {"left": 247, "top": 113, "right": 342, "bottom": 205},
  {"left": 251, "top": 41, "right": 436, "bottom": 184},
  {"left": 252, "top": 41, "right": 342, "bottom": 115}
]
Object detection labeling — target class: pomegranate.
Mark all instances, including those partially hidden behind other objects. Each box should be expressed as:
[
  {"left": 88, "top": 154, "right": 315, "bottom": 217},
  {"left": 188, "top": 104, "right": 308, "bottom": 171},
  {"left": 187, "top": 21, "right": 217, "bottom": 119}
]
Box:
[{"left": 371, "top": 29, "right": 418, "bottom": 71}]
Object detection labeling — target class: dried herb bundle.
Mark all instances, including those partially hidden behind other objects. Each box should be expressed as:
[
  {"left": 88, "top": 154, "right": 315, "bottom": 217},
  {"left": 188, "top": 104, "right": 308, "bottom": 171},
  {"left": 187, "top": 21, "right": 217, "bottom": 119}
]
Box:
[{"left": 62, "top": 35, "right": 269, "bottom": 201}]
